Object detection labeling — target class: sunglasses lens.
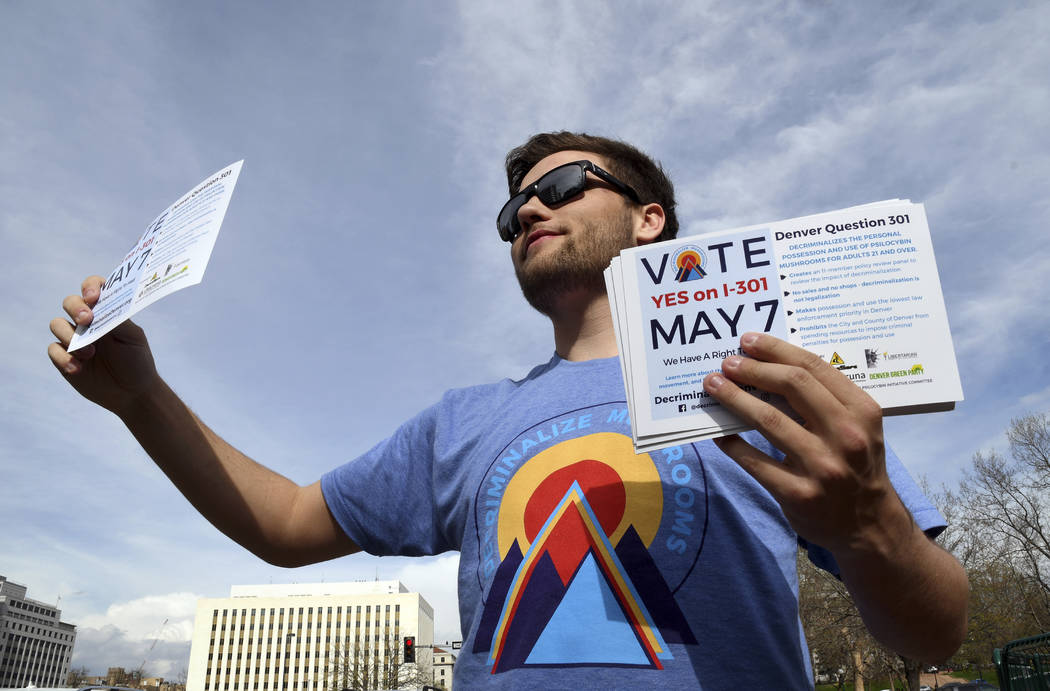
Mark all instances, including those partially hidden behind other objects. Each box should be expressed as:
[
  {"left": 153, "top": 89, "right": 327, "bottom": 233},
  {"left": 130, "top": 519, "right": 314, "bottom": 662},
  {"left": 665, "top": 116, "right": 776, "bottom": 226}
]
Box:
[
  {"left": 498, "top": 193, "right": 526, "bottom": 240},
  {"left": 536, "top": 165, "right": 585, "bottom": 207},
  {"left": 497, "top": 163, "right": 587, "bottom": 242}
]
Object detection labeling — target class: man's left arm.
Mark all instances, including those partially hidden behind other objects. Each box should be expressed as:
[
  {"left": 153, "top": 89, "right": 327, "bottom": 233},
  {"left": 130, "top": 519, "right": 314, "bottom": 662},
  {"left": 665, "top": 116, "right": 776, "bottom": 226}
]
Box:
[{"left": 703, "top": 332, "right": 968, "bottom": 663}]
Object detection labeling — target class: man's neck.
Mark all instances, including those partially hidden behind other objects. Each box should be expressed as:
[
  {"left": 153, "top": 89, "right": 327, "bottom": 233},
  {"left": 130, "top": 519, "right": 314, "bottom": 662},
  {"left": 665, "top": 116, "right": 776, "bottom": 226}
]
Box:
[{"left": 547, "top": 289, "right": 619, "bottom": 361}]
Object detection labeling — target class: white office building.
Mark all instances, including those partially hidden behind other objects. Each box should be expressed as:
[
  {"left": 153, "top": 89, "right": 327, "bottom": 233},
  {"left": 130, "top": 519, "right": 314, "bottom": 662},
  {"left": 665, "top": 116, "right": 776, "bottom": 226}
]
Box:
[
  {"left": 186, "top": 581, "right": 433, "bottom": 691},
  {"left": 0, "top": 575, "right": 77, "bottom": 688}
]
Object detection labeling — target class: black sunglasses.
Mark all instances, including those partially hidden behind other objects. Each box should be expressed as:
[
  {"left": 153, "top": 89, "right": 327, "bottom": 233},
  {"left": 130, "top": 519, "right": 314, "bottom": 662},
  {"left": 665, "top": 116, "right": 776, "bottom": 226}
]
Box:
[{"left": 497, "top": 160, "right": 642, "bottom": 242}]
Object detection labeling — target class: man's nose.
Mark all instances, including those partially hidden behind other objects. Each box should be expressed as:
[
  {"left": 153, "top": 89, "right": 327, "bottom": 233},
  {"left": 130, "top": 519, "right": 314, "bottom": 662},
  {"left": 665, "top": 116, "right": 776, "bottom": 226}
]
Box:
[{"left": 516, "top": 193, "right": 553, "bottom": 234}]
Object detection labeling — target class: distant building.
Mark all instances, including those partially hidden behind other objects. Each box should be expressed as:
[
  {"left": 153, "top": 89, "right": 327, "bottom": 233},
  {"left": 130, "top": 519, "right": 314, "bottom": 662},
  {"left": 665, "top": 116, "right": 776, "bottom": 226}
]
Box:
[
  {"left": 431, "top": 645, "right": 456, "bottom": 690},
  {"left": 106, "top": 665, "right": 137, "bottom": 685},
  {"left": 186, "top": 580, "right": 434, "bottom": 691},
  {"left": 0, "top": 574, "right": 77, "bottom": 688},
  {"left": 94, "top": 667, "right": 183, "bottom": 691}
]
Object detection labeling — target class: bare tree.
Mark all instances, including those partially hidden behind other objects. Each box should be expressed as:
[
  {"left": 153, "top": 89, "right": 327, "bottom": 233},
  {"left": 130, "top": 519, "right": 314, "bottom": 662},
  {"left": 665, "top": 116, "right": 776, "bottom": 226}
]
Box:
[
  {"left": 67, "top": 665, "right": 92, "bottom": 687},
  {"left": 800, "top": 414, "right": 1050, "bottom": 689},
  {"left": 928, "top": 412, "right": 1050, "bottom": 673},
  {"left": 798, "top": 548, "right": 889, "bottom": 690},
  {"left": 323, "top": 631, "right": 429, "bottom": 691},
  {"left": 958, "top": 413, "right": 1050, "bottom": 625}
]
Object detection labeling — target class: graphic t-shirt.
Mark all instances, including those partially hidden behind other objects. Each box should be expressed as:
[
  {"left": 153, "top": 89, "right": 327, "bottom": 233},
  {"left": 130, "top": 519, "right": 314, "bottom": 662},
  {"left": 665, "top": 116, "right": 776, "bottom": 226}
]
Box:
[{"left": 321, "top": 354, "right": 945, "bottom": 689}]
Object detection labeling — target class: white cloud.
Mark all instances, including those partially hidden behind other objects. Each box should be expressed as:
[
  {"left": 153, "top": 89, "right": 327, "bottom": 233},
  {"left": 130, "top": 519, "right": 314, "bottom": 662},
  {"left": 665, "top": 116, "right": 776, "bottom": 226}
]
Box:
[
  {"left": 1020, "top": 386, "right": 1050, "bottom": 411},
  {"left": 69, "top": 592, "right": 199, "bottom": 678},
  {"left": 72, "top": 624, "right": 191, "bottom": 679},
  {"left": 77, "top": 593, "right": 198, "bottom": 641}
]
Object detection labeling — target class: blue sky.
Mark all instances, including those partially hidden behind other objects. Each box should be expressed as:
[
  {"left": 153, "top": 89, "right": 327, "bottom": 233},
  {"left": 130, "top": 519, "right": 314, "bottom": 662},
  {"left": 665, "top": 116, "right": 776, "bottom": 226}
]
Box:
[{"left": 3, "top": 1, "right": 1048, "bottom": 678}]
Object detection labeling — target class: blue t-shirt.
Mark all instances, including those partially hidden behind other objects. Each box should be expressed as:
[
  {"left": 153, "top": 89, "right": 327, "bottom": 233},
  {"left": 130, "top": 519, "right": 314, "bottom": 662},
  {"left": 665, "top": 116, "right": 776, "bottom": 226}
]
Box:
[{"left": 322, "top": 354, "right": 944, "bottom": 689}]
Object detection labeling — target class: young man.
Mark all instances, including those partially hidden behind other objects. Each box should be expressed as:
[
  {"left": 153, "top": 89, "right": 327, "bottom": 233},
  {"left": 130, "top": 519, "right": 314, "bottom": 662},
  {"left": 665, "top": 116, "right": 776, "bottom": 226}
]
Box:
[{"left": 49, "top": 132, "right": 967, "bottom": 687}]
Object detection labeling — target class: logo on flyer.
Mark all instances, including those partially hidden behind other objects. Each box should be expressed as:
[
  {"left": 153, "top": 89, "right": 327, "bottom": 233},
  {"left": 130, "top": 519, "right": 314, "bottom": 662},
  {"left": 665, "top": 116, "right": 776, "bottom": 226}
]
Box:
[
  {"left": 826, "top": 352, "right": 857, "bottom": 372},
  {"left": 672, "top": 246, "right": 707, "bottom": 281},
  {"left": 865, "top": 348, "right": 879, "bottom": 368},
  {"left": 869, "top": 363, "right": 925, "bottom": 380}
]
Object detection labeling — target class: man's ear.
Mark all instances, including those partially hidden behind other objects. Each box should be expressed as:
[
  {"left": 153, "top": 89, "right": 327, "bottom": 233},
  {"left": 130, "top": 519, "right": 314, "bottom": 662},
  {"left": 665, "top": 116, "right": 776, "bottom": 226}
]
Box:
[{"left": 634, "top": 203, "right": 666, "bottom": 245}]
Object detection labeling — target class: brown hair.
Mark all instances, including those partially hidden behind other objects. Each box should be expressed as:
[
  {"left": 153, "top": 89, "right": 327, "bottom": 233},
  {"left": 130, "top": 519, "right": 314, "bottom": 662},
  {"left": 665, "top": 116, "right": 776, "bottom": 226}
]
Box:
[{"left": 505, "top": 131, "right": 678, "bottom": 241}]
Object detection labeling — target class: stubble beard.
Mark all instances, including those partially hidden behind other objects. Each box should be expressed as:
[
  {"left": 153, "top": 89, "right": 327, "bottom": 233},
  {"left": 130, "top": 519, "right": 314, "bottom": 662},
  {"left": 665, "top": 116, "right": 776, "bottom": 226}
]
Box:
[{"left": 514, "top": 210, "right": 635, "bottom": 317}]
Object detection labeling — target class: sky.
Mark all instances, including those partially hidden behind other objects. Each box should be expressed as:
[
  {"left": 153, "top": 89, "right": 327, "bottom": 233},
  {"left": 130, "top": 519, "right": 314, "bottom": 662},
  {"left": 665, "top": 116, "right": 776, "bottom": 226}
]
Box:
[{"left": 2, "top": 0, "right": 1048, "bottom": 680}]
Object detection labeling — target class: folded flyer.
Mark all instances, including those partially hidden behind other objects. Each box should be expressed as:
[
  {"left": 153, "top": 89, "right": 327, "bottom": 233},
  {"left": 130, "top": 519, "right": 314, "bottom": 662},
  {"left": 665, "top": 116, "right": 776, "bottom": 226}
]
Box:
[
  {"left": 69, "top": 161, "right": 243, "bottom": 351},
  {"left": 605, "top": 200, "right": 963, "bottom": 452}
]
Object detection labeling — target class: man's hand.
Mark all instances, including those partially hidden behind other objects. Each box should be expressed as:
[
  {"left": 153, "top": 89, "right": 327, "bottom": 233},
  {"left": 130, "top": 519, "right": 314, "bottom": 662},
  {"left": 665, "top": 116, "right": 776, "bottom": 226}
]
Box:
[
  {"left": 48, "top": 275, "right": 159, "bottom": 417},
  {"left": 703, "top": 331, "right": 968, "bottom": 661},
  {"left": 702, "top": 331, "right": 907, "bottom": 554},
  {"left": 47, "top": 274, "right": 358, "bottom": 566}
]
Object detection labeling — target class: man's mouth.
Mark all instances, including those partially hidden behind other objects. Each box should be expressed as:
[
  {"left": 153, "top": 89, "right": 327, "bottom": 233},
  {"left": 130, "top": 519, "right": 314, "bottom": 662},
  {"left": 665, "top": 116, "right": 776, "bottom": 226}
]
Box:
[{"left": 524, "top": 228, "right": 561, "bottom": 252}]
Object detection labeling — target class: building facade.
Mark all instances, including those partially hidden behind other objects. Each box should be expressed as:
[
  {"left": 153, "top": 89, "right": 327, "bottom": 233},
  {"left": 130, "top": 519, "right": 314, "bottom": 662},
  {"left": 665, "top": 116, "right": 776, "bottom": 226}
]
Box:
[
  {"left": 0, "top": 574, "right": 77, "bottom": 688},
  {"left": 186, "top": 581, "right": 433, "bottom": 691},
  {"left": 431, "top": 645, "right": 456, "bottom": 690}
]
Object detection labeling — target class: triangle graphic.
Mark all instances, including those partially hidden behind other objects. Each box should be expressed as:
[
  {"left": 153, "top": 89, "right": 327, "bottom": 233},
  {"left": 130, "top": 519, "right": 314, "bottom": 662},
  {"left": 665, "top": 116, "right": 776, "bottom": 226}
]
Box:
[
  {"left": 488, "top": 482, "right": 671, "bottom": 671},
  {"left": 474, "top": 540, "right": 524, "bottom": 654},
  {"left": 525, "top": 552, "right": 652, "bottom": 665},
  {"left": 675, "top": 266, "right": 706, "bottom": 282},
  {"left": 830, "top": 351, "right": 845, "bottom": 365},
  {"left": 616, "top": 525, "right": 697, "bottom": 645}
]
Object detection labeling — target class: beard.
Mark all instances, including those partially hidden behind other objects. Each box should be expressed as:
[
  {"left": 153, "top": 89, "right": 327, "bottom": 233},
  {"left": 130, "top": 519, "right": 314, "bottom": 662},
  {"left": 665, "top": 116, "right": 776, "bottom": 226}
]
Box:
[{"left": 514, "top": 209, "right": 635, "bottom": 316}]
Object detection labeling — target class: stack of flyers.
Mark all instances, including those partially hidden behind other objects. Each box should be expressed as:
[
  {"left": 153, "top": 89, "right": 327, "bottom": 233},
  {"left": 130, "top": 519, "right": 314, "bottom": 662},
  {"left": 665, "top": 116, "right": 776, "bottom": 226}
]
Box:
[{"left": 604, "top": 200, "right": 963, "bottom": 452}]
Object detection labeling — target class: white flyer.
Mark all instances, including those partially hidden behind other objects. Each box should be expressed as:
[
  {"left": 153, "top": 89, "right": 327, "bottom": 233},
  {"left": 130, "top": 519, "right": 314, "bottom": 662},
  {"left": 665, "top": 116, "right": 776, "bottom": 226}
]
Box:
[
  {"left": 607, "top": 200, "right": 963, "bottom": 451},
  {"left": 69, "top": 161, "right": 243, "bottom": 351}
]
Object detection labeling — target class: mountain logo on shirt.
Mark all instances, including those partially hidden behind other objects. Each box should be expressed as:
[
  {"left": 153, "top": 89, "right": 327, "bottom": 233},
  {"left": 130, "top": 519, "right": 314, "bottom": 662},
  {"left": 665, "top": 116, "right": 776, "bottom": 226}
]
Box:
[{"left": 472, "top": 406, "right": 705, "bottom": 673}]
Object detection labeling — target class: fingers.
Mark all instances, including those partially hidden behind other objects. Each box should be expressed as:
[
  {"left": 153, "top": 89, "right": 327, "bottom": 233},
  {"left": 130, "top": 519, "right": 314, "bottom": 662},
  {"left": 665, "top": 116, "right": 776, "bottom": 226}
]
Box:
[
  {"left": 81, "top": 276, "right": 105, "bottom": 306},
  {"left": 49, "top": 316, "right": 96, "bottom": 373},
  {"left": 709, "top": 331, "right": 883, "bottom": 436},
  {"left": 51, "top": 276, "right": 105, "bottom": 375},
  {"left": 703, "top": 369, "right": 819, "bottom": 462},
  {"left": 703, "top": 331, "right": 885, "bottom": 481},
  {"left": 719, "top": 350, "right": 846, "bottom": 430},
  {"left": 62, "top": 295, "right": 92, "bottom": 327},
  {"left": 48, "top": 341, "right": 81, "bottom": 375},
  {"left": 62, "top": 276, "right": 106, "bottom": 324},
  {"left": 50, "top": 316, "right": 75, "bottom": 346},
  {"left": 737, "top": 332, "right": 876, "bottom": 412}
]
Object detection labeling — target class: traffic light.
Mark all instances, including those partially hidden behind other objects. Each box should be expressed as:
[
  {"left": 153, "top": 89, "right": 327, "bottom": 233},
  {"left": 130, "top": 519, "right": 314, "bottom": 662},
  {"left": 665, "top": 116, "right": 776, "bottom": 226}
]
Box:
[{"left": 403, "top": 636, "right": 415, "bottom": 663}]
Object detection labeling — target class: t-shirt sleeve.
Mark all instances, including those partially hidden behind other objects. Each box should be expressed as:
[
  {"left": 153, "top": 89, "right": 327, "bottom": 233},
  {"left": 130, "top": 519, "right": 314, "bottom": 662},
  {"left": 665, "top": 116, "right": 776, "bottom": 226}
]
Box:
[
  {"left": 321, "top": 403, "right": 452, "bottom": 557},
  {"left": 802, "top": 443, "right": 946, "bottom": 576}
]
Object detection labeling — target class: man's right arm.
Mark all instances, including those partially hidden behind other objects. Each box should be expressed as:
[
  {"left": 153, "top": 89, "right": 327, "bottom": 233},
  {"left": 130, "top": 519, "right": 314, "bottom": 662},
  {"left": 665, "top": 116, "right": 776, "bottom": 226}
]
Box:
[{"left": 48, "top": 276, "right": 360, "bottom": 567}]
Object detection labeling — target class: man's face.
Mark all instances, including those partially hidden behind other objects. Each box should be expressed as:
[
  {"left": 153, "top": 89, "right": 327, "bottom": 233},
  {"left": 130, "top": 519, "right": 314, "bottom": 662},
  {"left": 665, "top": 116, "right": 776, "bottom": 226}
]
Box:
[{"left": 510, "top": 150, "right": 639, "bottom": 315}]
